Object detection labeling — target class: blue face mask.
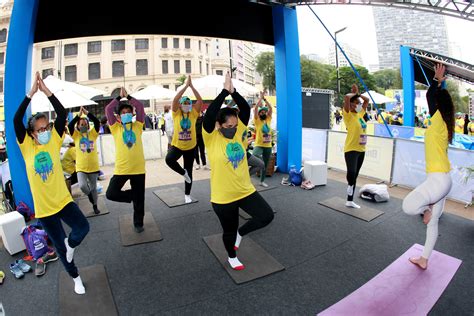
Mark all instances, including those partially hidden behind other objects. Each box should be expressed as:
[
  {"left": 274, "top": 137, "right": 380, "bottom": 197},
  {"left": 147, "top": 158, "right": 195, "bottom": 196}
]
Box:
[
  {"left": 37, "top": 130, "right": 51, "bottom": 145},
  {"left": 121, "top": 113, "right": 133, "bottom": 124},
  {"left": 181, "top": 104, "right": 192, "bottom": 113}
]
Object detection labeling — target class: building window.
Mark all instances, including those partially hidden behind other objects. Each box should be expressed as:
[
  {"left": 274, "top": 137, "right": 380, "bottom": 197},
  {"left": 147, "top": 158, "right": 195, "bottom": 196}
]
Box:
[
  {"left": 88, "top": 63, "right": 100, "bottom": 80},
  {"left": 65, "top": 65, "right": 77, "bottom": 82},
  {"left": 41, "top": 47, "right": 55, "bottom": 60},
  {"left": 206, "top": 63, "right": 209, "bottom": 75},
  {"left": 0, "top": 77, "right": 3, "bottom": 93},
  {"left": 111, "top": 39, "right": 125, "bottom": 52},
  {"left": 198, "top": 40, "right": 201, "bottom": 51},
  {"left": 136, "top": 59, "right": 148, "bottom": 76},
  {"left": 199, "top": 61, "right": 202, "bottom": 74},
  {"left": 163, "top": 84, "right": 170, "bottom": 89},
  {"left": 216, "top": 70, "right": 223, "bottom": 76},
  {"left": 185, "top": 38, "right": 191, "bottom": 49},
  {"left": 64, "top": 43, "right": 78, "bottom": 56},
  {"left": 161, "top": 38, "right": 168, "bottom": 49},
  {"left": 112, "top": 60, "right": 124, "bottom": 77},
  {"left": 135, "top": 38, "right": 149, "bottom": 50},
  {"left": 217, "top": 52, "right": 220, "bottom": 57},
  {"left": 174, "top": 60, "right": 180, "bottom": 74},
  {"left": 206, "top": 43, "right": 209, "bottom": 54},
  {"left": 42, "top": 68, "right": 54, "bottom": 79},
  {"left": 0, "top": 29, "right": 6, "bottom": 43},
  {"left": 88, "top": 41, "right": 101, "bottom": 54},
  {"left": 173, "top": 38, "right": 179, "bottom": 49},
  {"left": 162, "top": 60, "right": 168, "bottom": 74},
  {"left": 0, "top": 52, "right": 4, "bottom": 65},
  {"left": 185, "top": 60, "right": 191, "bottom": 74}
]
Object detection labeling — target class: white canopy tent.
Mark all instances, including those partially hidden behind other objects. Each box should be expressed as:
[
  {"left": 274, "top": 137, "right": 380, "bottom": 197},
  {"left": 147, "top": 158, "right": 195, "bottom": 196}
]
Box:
[
  {"left": 131, "top": 85, "right": 176, "bottom": 100},
  {"left": 177, "top": 75, "right": 259, "bottom": 99},
  {"left": 362, "top": 91, "right": 395, "bottom": 104},
  {"left": 31, "top": 90, "right": 97, "bottom": 113},
  {"left": 43, "top": 75, "right": 106, "bottom": 99}
]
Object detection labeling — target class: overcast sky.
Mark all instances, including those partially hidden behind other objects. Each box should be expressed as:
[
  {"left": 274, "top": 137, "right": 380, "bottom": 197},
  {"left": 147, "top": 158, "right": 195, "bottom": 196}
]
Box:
[{"left": 295, "top": 5, "right": 474, "bottom": 66}]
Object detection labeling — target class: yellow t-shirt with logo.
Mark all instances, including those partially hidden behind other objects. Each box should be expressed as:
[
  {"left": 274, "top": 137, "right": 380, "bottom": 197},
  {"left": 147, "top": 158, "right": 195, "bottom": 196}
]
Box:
[
  {"left": 203, "top": 121, "right": 256, "bottom": 204},
  {"left": 110, "top": 121, "right": 145, "bottom": 175},
  {"left": 425, "top": 111, "right": 450, "bottom": 173},
  {"left": 18, "top": 129, "right": 73, "bottom": 218},
  {"left": 343, "top": 109, "right": 367, "bottom": 153},
  {"left": 171, "top": 108, "right": 199, "bottom": 151},
  {"left": 454, "top": 118, "right": 464, "bottom": 134},
  {"left": 254, "top": 115, "right": 272, "bottom": 148},
  {"left": 72, "top": 128, "right": 100, "bottom": 173},
  {"left": 61, "top": 147, "right": 76, "bottom": 175}
]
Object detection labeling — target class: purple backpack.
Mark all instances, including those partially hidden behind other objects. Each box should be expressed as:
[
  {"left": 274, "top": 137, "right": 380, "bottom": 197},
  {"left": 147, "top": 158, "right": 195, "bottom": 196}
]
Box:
[{"left": 21, "top": 225, "right": 49, "bottom": 260}]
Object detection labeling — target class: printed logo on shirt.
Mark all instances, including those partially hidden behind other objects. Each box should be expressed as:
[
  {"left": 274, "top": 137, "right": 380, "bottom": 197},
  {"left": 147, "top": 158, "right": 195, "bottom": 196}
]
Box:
[
  {"left": 34, "top": 151, "right": 54, "bottom": 182},
  {"left": 122, "top": 129, "right": 137, "bottom": 149},
  {"left": 179, "top": 116, "right": 192, "bottom": 141},
  {"left": 79, "top": 137, "right": 94, "bottom": 153},
  {"left": 359, "top": 134, "right": 367, "bottom": 145},
  {"left": 225, "top": 142, "right": 245, "bottom": 169}
]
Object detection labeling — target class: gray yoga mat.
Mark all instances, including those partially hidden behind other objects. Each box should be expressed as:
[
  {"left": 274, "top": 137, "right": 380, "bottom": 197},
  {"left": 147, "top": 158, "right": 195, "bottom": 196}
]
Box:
[
  {"left": 153, "top": 187, "right": 198, "bottom": 208},
  {"left": 76, "top": 196, "right": 109, "bottom": 218},
  {"left": 319, "top": 197, "right": 384, "bottom": 222},
  {"left": 203, "top": 234, "right": 285, "bottom": 284},
  {"left": 119, "top": 213, "right": 163, "bottom": 246},
  {"left": 251, "top": 179, "right": 277, "bottom": 192},
  {"left": 59, "top": 264, "right": 118, "bottom": 316},
  {"left": 239, "top": 209, "right": 277, "bottom": 220}
]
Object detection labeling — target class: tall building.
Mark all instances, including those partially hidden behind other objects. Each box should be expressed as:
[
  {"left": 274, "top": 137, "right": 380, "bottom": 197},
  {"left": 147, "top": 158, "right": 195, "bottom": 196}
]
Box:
[
  {"left": 327, "top": 42, "right": 364, "bottom": 68},
  {"left": 0, "top": 0, "right": 13, "bottom": 128},
  {"left": 373, "top": 7, "right": 449, "bottom": 69},
  {"left": 211, "top": 39, "right": 256, "bottom": 85}
]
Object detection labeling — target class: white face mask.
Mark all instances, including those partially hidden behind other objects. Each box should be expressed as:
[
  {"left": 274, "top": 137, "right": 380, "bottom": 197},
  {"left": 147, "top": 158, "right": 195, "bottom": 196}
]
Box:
[{"left": 355, "top": 103, "right": 363, "bottom": 113}]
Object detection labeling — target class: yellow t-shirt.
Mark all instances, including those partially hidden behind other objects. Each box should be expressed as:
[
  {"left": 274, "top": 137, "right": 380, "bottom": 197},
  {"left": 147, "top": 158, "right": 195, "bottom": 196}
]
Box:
[
  {"left": 343, "top": 109, "right": 367, "bottom": 153},
  {"left": 468, "top": 122, "right": 474, "bottom": 136},
  {"left": 18, "top": 129, "right": 73, "bottom": 218},
  {"left": 455, "top": 118, "right": 464, "bottom": 134},
  {"left": 425, "top": 111, "right": 450, "bottom": 173},
  {"left": 110, "top": 121, "right": 145, "bottom": 175},
  {"left": 203, "top": 121, "right": 256, "bottom": 204},
  {"left": 171, "top": 108, "right": 199, "bottom": 151},
  {"left": 72, "top": 128, "right": 100, "bottom": 173},
  {"left": 254, "top": 115, "right": 273, "bottom": 148},
  {"left": 61, "top": 147, "right": 76, "bottom": 175}
]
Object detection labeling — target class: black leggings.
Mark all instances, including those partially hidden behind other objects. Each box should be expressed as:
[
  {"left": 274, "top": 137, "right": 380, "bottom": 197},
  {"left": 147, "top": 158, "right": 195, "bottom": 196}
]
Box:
[
  {"left": 106, "top": 174, "right": 145, "bottom": 227},
  {"left": 344, "top": 151, "right": 365, "bottom": 201},
  {"left": 212, "top": 191, "right": 274, "bottom": 258},
  {"left": 165, "top": 146, "right": 195, "bottom": 195},
  {"left": 194, "top": 135, "right": 206, "bottom": 166}
]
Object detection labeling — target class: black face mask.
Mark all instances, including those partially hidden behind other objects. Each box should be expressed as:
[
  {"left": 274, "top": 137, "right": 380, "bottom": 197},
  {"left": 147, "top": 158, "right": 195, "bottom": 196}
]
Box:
[
  {"left": 220, "top": 127, "right": 237, "bottom": 139},
  {"left": 259, "top": 114, "right": 267, "bottom": 120}
]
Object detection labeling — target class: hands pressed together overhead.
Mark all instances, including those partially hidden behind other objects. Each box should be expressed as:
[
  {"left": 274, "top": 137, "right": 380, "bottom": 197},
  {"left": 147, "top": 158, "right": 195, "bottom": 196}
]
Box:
[{"left": 28, "top": 72, "right": 52, "bottom": 98}]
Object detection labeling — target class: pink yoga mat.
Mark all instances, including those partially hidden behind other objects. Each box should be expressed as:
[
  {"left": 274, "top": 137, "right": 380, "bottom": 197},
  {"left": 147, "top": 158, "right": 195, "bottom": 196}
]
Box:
[{"left": 318, "top": 244, "right": 462, "bottom": 316}]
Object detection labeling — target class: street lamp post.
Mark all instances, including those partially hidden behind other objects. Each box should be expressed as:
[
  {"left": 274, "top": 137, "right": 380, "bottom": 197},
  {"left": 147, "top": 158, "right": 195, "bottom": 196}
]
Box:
[{"left": 335, "top": 27, "right": 347, "bottom": 105}]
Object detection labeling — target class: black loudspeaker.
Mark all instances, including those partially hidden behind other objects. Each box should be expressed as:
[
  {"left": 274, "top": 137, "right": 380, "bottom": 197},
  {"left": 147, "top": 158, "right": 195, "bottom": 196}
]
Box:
[{"left": 302, "top": 91, "right": 331, "bottom": 129}]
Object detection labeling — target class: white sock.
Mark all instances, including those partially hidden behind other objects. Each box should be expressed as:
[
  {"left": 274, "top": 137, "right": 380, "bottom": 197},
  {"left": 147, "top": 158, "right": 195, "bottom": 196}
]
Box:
[
  {"left": 185, "top": 195, "right": 192, "bottom": 203},
  {"left": 64, "top": 238, "right": 75, "bottom": 263},
  {"left": 347, "top": 185, "right": 355, "bottom": 196},
  {"left": 228, "top": 257, "right": 245, "bottom": 270},
  {"left": 345, "top": 201, "right": 361, "bottom": 209},
  {"left": 73, "top": 275, "right": 85, "bottom": 295},
  {"left": 234, "top": 232, "right": 242, "bottom": 250},
  {"left": 183, "top": 170, "right": 192, "bottom": 183}
]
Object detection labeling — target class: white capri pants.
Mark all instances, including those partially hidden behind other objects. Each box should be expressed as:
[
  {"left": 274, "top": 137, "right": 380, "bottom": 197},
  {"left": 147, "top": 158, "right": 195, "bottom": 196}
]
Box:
[{"left": 402, "top": 172, "right": 452, "bottom": 259}]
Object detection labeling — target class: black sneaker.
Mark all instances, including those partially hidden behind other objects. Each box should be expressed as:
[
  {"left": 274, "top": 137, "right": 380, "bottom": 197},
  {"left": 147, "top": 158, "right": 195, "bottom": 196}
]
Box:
[
  {"left": 134, "top": 226, "right": 144, "bottom": 233},
  {"left": 87, "top": 193, "right": 94, "bottom": 204},
  {"left": 41, "top": 251, "right": 59, "bottom": 264},
  {"left": 93, "top": 205, "right": 100, "bottom": 215},
  {"left": 35, "top": 259, "right": 46, "bottom": 277}
]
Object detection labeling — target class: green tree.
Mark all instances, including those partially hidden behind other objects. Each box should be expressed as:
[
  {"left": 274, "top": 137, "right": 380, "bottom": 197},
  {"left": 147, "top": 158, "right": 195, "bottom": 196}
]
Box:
[
  {"left": 256, "top": 52, "right": 276, "bottom": 93},
  {"left": 373, "top": 68, "right": 402, "bottom": 91},
  {"left": 446, "top": 81, "right": 468, "bottom": 113},
  {"left": 176, "top": 75, "right": 187, "bottom": 86},
  {"left": 329, "top": 65, "right": 376, "bottom": 105},
  {"left": 300, "top": 56, "right": 334, "bottom": 89}
]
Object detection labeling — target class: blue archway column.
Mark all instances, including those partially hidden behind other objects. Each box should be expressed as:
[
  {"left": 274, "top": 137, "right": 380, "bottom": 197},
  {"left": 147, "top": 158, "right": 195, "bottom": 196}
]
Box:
[
  {"left": 400, "top": 46, "right": 415, "bottom": 127},
  {"left": 272, "top": 5, "right": 302, "bottom": 173},
  {"left": 4, "top": 0, "right": 40, "bottom": 211}
]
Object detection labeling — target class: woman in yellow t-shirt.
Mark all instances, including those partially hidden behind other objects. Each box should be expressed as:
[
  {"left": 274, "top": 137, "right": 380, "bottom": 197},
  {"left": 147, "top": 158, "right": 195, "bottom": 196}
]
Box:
[
  {"left": 68, "top": 107, "right": 101, "bottom": 214},
  {"left": 165, "top": 75, "right": 203, "bottom": 204},
  {"left": 402, "top": 64, "right": 454, "bottom": 270},
  {"left": 342, "top": 84, "right": 369, "bottom": 209},
  {"left": 454, "top": 113, "right": 464, "bottom": 134},
  {"left": 203, "top": 72, "right": 274, "bottom": 271},
  {"left": 252, "top": 91, "right": 273, "bottom": 187},
  {"left": 14, "top": 73, "right": 89, "bottom": 294},
  {"left": 468, "top": 118, "right": 474, "bottom": 136}
]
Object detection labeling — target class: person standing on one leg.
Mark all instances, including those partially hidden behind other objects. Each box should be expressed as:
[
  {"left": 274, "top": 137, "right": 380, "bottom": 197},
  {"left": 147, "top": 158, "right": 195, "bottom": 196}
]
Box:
[
  {"left": 165, "top": 75, "right": 203, "bottom": 204},
  {"left": 252, "top": 91, "right": 274, "bottom": 187},
  {"left": 402, "top": 64, "right": 455, "bottom": 270},
  {"left": 194, "top": 111, "right": 209, "bottom": 170},
  {"left": 14, "top": 73, "right": 90, "bottom": 294},
  {"left": 105, "top": 87, "right": 146, "bottom": 233},
  {"left": 68, "top": 107, "right": 101, "bottom": 214},
  {"left": 203, "top": 72, "right": 274, "bottom": 271},
  {"left": 343, "top": 84, "right": 369, "bottom": 209}
]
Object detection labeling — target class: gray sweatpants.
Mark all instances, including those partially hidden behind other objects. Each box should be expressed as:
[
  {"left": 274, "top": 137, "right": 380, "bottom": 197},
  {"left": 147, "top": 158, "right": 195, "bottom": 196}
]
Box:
[{"left": 77, "top": 172, "right": 99, "bottom": 205}]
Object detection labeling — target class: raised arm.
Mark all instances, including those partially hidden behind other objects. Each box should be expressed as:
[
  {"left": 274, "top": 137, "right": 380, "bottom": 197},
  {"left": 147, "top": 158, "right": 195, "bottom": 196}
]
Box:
[
  {"left": 426, "top": 64, "right": 446, "bottom": 116},
  {"left": 88, "top": 112, "right": 101, "bottom": 133},
  {"left": 68, "top": 115, "right": 80, "bottom": 137},
  {"left": 360, "top": 94, "right": 369, "bottom": 111},
  {"left": 263, "top": 95, "right": 273, "bottom": 117},
  {"left": 14, "top": 97, "right": 32, "bottom": 144},
  {"left": 255, "top": 92, "right": 263, "bottom": 118},
  {"left": 231, "top": 90, "right": 250, "bottom": 126},
  {"left": 105, "top": 98, "right": 119, "bottom": 126},
  {"left": 172, "top": 79, "right": 189, "bottom": 112},
  {"left": 203, "top": 90, "right": 230, "bottom": 133},
  {"left": 188, "top": 76, "right": 203, "bottom": 113}
]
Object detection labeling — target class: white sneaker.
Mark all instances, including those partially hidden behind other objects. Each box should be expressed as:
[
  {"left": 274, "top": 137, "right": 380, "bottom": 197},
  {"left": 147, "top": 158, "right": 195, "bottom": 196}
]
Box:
[
  {"left": 195, "top": 164, "right": 201, "bottom": 170},
  {"left": 185, "top": 195, "right": 193, "bottom": 204},
  {"left": 64, "top": 238, "right": 75, "bottom": 263},
  {"left": 73, "top": 275, "right": 85, "bottom": 295},
  {"left": 345, "top": 201, "right": 361, "bottom": 209},
  {"left": 183, "top": 170, "right": 192, "bottom": 184},
  {"left": 260, "top": 182, "right": 269, "bottom": 188}
]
